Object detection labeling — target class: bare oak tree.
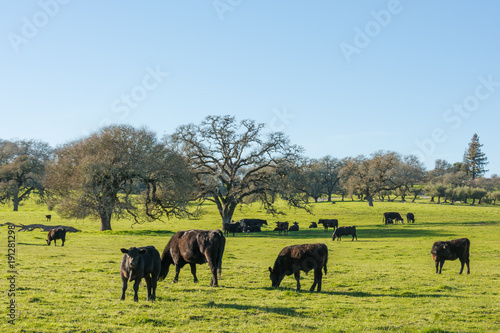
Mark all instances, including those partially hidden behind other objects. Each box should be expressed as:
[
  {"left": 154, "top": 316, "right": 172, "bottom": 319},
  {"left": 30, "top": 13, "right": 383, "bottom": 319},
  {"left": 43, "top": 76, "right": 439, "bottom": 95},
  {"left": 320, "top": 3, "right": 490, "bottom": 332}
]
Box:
[
  {"left": 45, "top": 125, "right": 193, "bottom": 231},
  {"left": 0, "top": 139, "right": 51, "bottom": 211},
  {"left": 167, "top": 115, "right": 307, "bottom": 226}
]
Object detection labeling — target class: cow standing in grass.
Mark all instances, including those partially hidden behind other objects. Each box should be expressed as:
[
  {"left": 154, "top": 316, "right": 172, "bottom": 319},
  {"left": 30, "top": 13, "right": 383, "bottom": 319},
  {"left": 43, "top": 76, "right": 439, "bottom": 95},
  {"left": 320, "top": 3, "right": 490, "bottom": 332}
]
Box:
[
  {"left": 430, "top": 238, "right": 470, "bottom": 274},
  {"left": 269, "top": 243, "right": 328, "bottom": 292},
  {"left": 332, "top": 226, "right": 357, "bottom": 241},
  {"left": 160, "top": 229, "right": 225, "bottom": 287},
  {"left": 318, "top": 219, "right": 338, "bottom": 232},
  {"left": 120, "top": 246, "right": 161, "bottom": 302},
  {"left": 47, "top": 228, "right": 66, "bottom": 246}
]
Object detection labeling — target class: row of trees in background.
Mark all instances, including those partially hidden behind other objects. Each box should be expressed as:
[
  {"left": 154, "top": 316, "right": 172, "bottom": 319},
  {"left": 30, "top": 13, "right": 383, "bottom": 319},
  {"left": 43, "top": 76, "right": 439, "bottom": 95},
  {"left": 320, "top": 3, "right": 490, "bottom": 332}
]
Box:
[{"left": 0, "top": 116, "right": 497, "bottom": 230}]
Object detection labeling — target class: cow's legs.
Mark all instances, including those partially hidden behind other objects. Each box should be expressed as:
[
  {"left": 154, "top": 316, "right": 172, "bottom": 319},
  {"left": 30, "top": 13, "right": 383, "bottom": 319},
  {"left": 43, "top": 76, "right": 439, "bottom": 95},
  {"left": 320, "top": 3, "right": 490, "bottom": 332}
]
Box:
[
  {"left": 61, "top": 239, "right": 65, "bottom": 247},
  {"left": 144, "top": 275, "right": 152, "bottom": 301},
  {"left": 438, "top": 260, "right": 445, "bottom": 274},
  {"left": 133, "top": 279, "right": 141, "bottom": 302},
  {"left": 189, "top": 263, "right": 199, "bottom": 283},
  {"left": 294, "top": 271, "right": 301, "bottom": 291},
  {"left": 173, "top": 265, "right": 181, "bottom": 283},
  {"left": 120, "top": 277, "right": 127, "bottom": 300},
  {"left": 311, "top": 268, "right": 323, "bottom": 292},
  {"left": 151, "top": 275, "right": 158, "bottom": 301}
]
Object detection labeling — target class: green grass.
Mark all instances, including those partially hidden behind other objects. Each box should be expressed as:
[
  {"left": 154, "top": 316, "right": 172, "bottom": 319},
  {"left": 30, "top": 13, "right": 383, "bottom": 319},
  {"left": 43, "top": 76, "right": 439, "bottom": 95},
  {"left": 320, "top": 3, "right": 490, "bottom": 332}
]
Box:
[{"left": 0, "top": 198, "right": 499, "bottom": 332}]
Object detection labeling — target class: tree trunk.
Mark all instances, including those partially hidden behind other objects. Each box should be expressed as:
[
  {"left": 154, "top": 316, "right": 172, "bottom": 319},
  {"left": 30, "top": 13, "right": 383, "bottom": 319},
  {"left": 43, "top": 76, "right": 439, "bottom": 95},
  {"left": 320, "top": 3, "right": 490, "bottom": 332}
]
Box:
[
  {"left": 13, "top": 198, "right": 19, "bottom": 212},
  {"left": 100, "top": 211, "right": 113, "bottom": 231},
  {"left": 366, "top": 195, "right": 374, "bottom": 206}
]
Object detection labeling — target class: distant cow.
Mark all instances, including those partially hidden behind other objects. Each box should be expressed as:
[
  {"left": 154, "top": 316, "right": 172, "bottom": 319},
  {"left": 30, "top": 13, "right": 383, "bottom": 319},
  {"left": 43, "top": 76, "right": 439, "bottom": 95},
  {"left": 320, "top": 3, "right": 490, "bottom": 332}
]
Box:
[
  {"left": 383, "top": 212, "right": 403, "bottom": 224},
  {"left": 430, "top": 238, "right": 470, "bottom": 274},
  {"left": 47, "top": 228, "right": 66, "bottom": 246},
  {"left": 289, "top": 222, "right": 299, "bottom": 232},
  {"left": 160, "top": 229, "right": 225, "bottom": 287},
  {"left": 120, "top": 246, "right": 161, "bottom": 302},
  {"left": 309, "top": 222, "right": 317, "bottom": 228},
  {"left": 407, "top": 213, "right": 415, "bottom": 223},
  {"left": 275, "top": 222, "right": 289, "bottom": 235},
  {"left": 318, "top": 219, "right": 338, "bottom": 231},
  {"left": 222, "top": 222, "right": 241, "bottom": 236},
  {"left": 243, "top": 225, "right": 261, "bottom": 233},
  {"left": 269, "top": 243, "right": 328, "bottom": 292},
  {"left": 45, "top": 214, "right": 52, "bottom": 222},
  {"left": 239, "top": 219, "right": 267, "bottom": 228},
  {"left": 332, "top": 226, "right": 357, "bottom": 241}
]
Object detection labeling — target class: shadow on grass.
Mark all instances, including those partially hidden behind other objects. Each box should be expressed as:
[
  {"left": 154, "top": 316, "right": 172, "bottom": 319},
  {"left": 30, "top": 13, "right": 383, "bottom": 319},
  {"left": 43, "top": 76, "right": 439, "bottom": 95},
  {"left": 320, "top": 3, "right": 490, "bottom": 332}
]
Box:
[
  {"left": 204, "top": 300, "right": 297, "bottom": 316},
  {"left": 106, "top": 230, "right": 175, "bottom": 236},
  {"left": 323, "top": 290, "right": 458, "bottom": 298},
  {"left": 18, "top": 242, "right": 48, "bottom": 246}
]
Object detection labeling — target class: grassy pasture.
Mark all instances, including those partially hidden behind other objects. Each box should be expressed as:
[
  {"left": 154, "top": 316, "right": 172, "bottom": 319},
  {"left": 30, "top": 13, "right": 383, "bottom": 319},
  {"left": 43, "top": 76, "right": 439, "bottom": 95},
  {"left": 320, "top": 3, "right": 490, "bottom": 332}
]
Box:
[{"left": 0, "top": 199, "right": 499, "bottom": 332}]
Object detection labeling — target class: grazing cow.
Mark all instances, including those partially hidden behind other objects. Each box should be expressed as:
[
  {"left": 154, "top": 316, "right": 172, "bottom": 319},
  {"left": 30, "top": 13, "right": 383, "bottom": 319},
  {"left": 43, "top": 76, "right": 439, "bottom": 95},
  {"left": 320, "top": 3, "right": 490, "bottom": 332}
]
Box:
[
  {"left": 309, "top": 222, "right": 317, "bottom": 228},
  {"left": 383, "top": 212, "right": 403, "bottom": 224},
  {"left": 45, "top": 214, "right": 52, "bottom": 222},
  {"left": 318, "top": 219, "right": 338, "bottom": 231},
  {"left": 243, "top": 225, "right": 261, "bottom": 233},
  {"left": 47, "top": 228, "right": 66, "bottom": 246},
  {"left": 289, "top": 222, "right": 299, "bottom": 232},
  {"left": 120, "top": 246, "right": 161, "bottom": 302},
  {"left": 332, "top": 226, "right": 357, "bottom": 241},
  {"left": 222, "top": 222, "right": 242, "bottom": 237},
  {"left": 275, "top": 222, "right": 289, "bottom": 236},
  {"left": 160, "top": 229, "right": 225, "bottom": 287},
  {"left": 269, "top": 243, "right": 328, "bottom": 292},
  {"left": 407, "top": 213, "right": 415, "bottom": 223},
  {"left": 430, "top": 238, "right": 470, "bottom": 274}
]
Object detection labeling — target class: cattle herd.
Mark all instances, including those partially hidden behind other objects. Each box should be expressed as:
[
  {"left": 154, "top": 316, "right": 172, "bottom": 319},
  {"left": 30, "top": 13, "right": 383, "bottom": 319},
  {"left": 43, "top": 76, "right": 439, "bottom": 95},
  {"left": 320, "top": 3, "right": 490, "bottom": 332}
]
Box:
[{"left": 43, "top": 210, "right": 471, "bottom": 302}]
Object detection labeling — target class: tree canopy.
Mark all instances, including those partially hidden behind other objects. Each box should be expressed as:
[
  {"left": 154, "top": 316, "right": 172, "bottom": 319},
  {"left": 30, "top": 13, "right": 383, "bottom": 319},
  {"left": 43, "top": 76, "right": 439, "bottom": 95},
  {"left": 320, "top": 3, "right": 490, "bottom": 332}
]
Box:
[
  {"left": 45, "top": 125, "right": 194, "bottom": 231},
  {"left": 0, "top": 139, "right": 51, "bottom": 211},
  {"left": 167, "top": 115, "right": 307, "bottom": 226}
]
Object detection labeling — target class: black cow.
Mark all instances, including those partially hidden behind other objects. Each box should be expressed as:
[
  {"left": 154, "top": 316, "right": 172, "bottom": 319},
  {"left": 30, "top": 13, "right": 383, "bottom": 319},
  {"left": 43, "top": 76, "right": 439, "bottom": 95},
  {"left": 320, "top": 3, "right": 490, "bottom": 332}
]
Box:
[
  {"left": 243, "top": 225, "right": 261, "bottom": 233},
  {"left": 269, "top": 243, "right": 328, "bottom": 292},
  {"left": 332, "top": 226, "right": 357, "bottom": 241},
  {"left": 47, "top": 228, "right": 66, "bottom": 246},
  {"left": 160, "top": 229, "right": 226, "bottom": 287},
  {"left": 383, "top": 212, "right": 403, "bottom": 224},
  {"left": 430, "top": 238, "right": 470, "bottom": 274},
  {"left": 275, "top": 222, "right": 289, "bottom": 235},
  {"left": 407, "top": 213, "right": 415, "bottom": 223},
  {"left": 318, "top": 219, "right": 338, "bottom": 231},
  {"left": 239, "top": 219, "right": 267, "bottom": 227},
  {"left": 120, "top": 246, "right": 161, "bottom": 302},
  {"left": 45, "top": 214, "right": 52, "bottom": 222},
  {"left": 309, "top": 222, "right": 318, "bottom": 228},
  {"left": 222, "top": 222, "right": 242, "bottom": 236},
  {"left": 289, "top": 222, "right": 299, "bottom": 232}
]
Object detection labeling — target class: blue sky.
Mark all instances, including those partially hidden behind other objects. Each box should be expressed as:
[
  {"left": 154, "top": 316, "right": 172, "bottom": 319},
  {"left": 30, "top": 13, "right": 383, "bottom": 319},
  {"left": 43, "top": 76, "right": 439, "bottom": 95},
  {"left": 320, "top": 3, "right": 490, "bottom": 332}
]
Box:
[{"left": 1, "top": 1, "right": 499, "bottom": 175}]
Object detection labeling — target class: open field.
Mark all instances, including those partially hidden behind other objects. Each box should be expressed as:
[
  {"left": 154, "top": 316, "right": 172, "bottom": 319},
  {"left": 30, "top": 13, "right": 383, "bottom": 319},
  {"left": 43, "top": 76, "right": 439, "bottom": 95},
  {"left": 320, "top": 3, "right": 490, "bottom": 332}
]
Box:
[{"left": 1, "top": 199, "right": 499, "bottom": 332}]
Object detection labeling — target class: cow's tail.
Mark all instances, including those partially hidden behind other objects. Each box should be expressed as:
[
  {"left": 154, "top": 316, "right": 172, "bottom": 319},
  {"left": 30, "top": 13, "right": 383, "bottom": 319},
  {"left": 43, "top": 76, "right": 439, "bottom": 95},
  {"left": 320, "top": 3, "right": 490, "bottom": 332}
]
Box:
[
  {"left": 324, "top": 251, "right": 328, "bottom": 275},
  {"left": 159, "top": 247, "right": 171, "bottom": 281},
  {"left": 217, "top": 231, "right": 226, "bottom": 277}
]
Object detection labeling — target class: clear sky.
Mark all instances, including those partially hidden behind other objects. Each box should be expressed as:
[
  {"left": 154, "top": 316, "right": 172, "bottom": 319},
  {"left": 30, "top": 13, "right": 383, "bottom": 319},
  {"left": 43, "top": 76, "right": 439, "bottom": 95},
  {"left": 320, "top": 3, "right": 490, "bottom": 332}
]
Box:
[{"left": 1, "top": 1, "right": 499, "bottom": 175}]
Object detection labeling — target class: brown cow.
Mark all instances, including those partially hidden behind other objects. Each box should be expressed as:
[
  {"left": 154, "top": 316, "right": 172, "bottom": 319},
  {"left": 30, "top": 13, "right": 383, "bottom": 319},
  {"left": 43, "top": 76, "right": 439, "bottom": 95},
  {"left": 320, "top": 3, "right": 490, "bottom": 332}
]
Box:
[
  {"left": 120, "top": 246, "right": 161, "bottom": 302},
  {"left": 269, "top": 243, "right": 328, "bottom": 292},
  {"left": 47, "top": 228, "right": 66, "bottom": 246},
  {"left": 160, "top": 229, "right": 225, "bottom": 287},
  {"left": 430, "top": 238, "right": 470, "bottom": 274}
]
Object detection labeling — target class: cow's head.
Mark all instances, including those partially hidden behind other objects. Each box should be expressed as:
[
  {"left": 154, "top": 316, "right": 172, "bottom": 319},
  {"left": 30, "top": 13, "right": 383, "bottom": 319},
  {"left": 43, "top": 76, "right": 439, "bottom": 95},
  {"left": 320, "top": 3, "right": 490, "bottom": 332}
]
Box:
[
  {"left": 121, "top": 247, "right": 146, "bottom": 270},
  {"left": 332, "top": 230, "right": 338, "bottom": 241},
  {"left": 268, "top": 267, "right": 284, "bottom": 288}
]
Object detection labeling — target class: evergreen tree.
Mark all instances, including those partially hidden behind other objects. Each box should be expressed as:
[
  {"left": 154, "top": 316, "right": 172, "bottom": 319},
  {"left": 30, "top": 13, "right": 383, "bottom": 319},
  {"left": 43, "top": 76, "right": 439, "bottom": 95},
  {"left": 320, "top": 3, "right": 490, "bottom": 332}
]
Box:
[{"left": 464, "top": 134, "right": 488, "bottom": 180}]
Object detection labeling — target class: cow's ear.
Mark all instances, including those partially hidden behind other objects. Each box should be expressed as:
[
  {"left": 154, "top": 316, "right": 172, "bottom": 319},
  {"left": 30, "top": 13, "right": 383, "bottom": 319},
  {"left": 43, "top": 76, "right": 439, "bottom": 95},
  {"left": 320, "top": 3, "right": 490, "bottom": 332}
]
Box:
[
  {"left": 268, "top": 267, "right": 273, "bottom": 273},
  {"left": 139, "top": 249, "right": 147, "bottom": 254},
  {"left": 120, "top": 248, "right": 128, "bottom": 254}
]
